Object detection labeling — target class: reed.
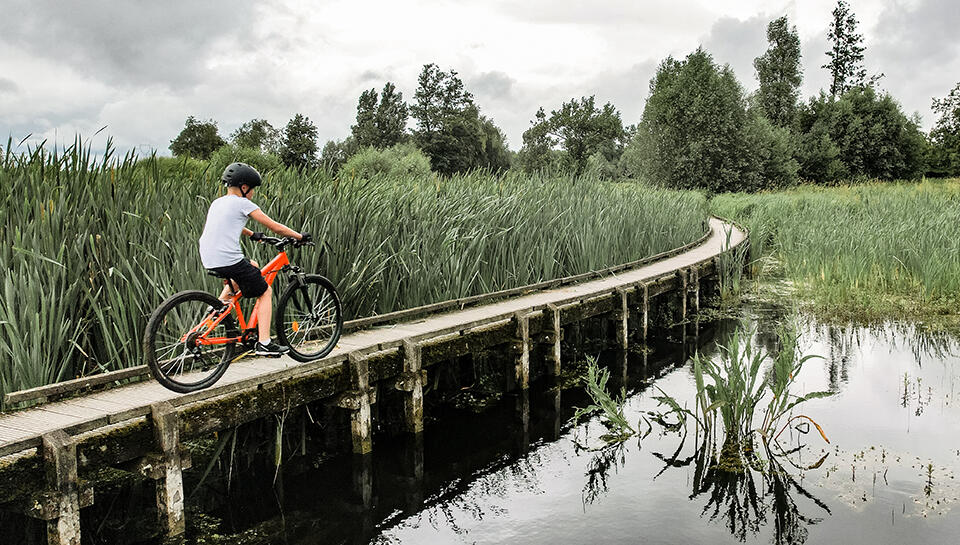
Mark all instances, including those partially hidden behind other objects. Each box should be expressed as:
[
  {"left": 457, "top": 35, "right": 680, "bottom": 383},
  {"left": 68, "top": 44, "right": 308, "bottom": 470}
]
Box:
[
  {"left": 0, "top": 138, "right": 707, "bottom": 400},
  {"left": 711, "top": 179, "right": 960, "bottom": 320}
]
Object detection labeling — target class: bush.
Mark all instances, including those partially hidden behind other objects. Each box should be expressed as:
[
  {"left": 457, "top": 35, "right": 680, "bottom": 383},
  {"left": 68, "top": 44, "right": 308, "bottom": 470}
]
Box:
[
  {"left": 339, "top": 143, "right": 432, "bottom": 180},
  {"left": 208, "top": 143, "right": 282, "bottom": 177}
]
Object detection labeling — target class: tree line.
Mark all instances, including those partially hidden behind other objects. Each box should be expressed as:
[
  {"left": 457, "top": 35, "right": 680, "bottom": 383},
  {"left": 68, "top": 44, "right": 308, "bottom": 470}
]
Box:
[{"left": 169, "top": 0, "right": 960, "bottom": 191}]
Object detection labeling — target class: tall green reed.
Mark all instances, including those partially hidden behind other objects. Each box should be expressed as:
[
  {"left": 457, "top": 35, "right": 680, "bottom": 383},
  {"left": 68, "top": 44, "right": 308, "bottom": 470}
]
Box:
[{"left": 0, "top": 138, "right": 707, "bottom": 401}]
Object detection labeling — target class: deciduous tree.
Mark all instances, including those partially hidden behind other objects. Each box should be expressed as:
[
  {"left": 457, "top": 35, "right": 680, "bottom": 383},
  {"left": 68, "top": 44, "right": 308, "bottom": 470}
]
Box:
[
  {"left": 410, "top": 64, "right": 485, "bottom": 175},
  {"left": 230, "top": 119, "right": 281, "bottom": 155},
  {"left": 754, "top": 16, "right": 803, "bottom": 128},
  {"left": 169, "top": 116, "right": 225, "bottom": 160},
  {"left": 927, "top": 82, "right": 960, "bottom": 176},
  {"left": 352, "top": 82, "right": 409, "bottom": 149},
  {"left": 823, "top": 0, "right": 867, "bottom": 96},
  {"left": 280, "top": 113, "right": 319, "bottom": 169}
]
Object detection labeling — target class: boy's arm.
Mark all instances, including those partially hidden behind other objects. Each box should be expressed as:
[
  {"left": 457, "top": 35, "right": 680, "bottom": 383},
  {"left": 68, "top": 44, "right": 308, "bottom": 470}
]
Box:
[{"left": 249, "top": 209, "right": 303, "bottom": 240}]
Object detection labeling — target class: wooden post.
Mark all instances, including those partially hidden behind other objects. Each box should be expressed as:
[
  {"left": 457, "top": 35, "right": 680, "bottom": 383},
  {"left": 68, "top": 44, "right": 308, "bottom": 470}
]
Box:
[
  {"left": 545, "top": 303, "right": 562, "bottom": 377},
  {"left": 149, "top": 401, "right": 185, "bottom": 537},
  {"left": 41, "top": 431, "right": 81, "bottom": 545},
  {"left": 615, "top": 288, "right": 629, "bottom": 350},
  {"left": 396, "top": 339, "right": 426, "bottom": 434},
  {"left": 681, "top": 269, "right": 688, "bottom": 323},
  {"left": 514, "top": 312, "right": 530, "bottom": 390},
  {"left": 641, "top": 284, "right": 649, "bottom": 343},
  {"left": 515, "top": 389, "right": 530, "bottom": 454},
  {"left": 337, "top": 353, "right": 375, "bottom": 454}
]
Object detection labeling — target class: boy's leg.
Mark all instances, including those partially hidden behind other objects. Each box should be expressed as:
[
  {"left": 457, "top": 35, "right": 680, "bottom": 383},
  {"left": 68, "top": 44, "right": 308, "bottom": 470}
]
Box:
[{"left": 256, "top": 285, "right": 273, "bottom": 343}]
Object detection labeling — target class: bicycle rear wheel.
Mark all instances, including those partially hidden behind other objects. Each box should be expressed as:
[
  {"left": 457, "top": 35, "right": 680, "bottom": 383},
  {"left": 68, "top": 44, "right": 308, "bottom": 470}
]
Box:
[
  {"left": 143, "top": 290, "right": 238, "bottom": 393},
  {"left": 275, "top": 275, "right": 343, "bottom": 362}
]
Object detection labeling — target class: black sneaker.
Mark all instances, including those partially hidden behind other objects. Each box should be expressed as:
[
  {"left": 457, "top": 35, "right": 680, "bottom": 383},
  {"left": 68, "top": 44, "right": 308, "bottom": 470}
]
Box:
[{"left": 254, "top": 341, "right": 290, "bottom": 358}]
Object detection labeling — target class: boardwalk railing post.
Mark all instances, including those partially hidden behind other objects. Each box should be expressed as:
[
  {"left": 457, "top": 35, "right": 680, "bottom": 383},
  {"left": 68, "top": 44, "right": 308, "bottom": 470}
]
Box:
[
  {"left": 41, "top": 430, "right": 82, "bottom": 545},
  {"left": 336, "top": 353, "right": 376, "bottom": 455},
  {"left": 545, "top": 303, "right": 562, "bottom": 378},
  {"left": 513, "top": 312, "right": 530, "bottom": 390},
  {"left": 396, "top": 339, "right": 426, "bottom": 434},
  {"left": 148, "top": 401, "right": 185, "bottom": 538}
]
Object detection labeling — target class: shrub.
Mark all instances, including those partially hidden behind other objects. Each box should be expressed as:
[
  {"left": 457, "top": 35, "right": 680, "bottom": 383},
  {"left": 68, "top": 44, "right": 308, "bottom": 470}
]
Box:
[{"left": 339, "top": 142, "right": 432, "bottom": 180}]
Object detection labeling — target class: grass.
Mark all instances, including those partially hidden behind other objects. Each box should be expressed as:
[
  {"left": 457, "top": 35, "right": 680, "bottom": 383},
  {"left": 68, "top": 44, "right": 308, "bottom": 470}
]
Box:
[
  {"left": 711, "top": 178, "right": 960, "bottom": 322},
  {"left": 0, "top": 137, "right": 708, "bottom": 401}
]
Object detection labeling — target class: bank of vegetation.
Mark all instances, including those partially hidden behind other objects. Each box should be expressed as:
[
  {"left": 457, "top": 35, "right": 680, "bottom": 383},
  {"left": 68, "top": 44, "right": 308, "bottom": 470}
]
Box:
[
  {"left": 0, "top": 142, "right": 706, "bottom": 399},
  {"left": 712, "top": 178, "right": 960, "bottom": 321}
]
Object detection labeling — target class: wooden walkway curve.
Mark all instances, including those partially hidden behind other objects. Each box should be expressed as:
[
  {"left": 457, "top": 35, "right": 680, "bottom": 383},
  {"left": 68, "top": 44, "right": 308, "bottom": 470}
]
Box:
[{"left": 0, "top": 216, "right": 746, "bottom": 544}]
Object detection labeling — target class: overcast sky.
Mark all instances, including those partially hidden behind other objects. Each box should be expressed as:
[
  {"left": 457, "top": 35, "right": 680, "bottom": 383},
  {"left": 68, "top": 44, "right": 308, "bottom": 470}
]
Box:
[{"left": 1, "top": 0, "right": 957, "bottom": 156}]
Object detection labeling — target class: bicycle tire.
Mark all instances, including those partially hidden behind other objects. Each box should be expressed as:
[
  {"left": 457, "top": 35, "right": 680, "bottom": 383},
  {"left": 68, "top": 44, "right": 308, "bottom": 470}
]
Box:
[
  {"left": 275, "top": 275, "right": 343, "bottom": 362},
  {"left": 143, "top": 290, "right": 238, "bottom": 393}
]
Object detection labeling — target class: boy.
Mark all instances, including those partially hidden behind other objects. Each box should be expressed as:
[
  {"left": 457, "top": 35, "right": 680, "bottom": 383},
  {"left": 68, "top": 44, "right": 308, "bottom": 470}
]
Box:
[{"left": 198, "top": 162, "right": 309, "bottom": 357}]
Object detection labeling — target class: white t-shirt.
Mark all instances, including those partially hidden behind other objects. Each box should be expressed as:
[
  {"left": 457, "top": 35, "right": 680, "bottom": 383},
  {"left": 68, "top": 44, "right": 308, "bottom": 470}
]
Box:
[{"left": 198, "top": 195, "right": 261, "bottom": 268}]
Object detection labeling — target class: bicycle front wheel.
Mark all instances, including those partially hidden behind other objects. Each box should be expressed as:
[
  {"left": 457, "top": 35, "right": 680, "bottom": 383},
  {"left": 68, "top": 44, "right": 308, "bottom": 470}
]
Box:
[
  {"left": 143, "top": 290, "right": 238, "bottom": 393},
  {"left": 275, "top": 275, "right": 343, "bottom": 362}
]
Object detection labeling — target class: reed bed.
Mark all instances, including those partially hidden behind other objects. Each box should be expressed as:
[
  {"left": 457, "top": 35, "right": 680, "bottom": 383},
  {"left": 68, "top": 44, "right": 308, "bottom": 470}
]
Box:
[
  {"left": 0, "top": 139, "right": 707, "bottom": 399},
  {"left": 711, "top": 179, "right": 960, "bottom": 320}
]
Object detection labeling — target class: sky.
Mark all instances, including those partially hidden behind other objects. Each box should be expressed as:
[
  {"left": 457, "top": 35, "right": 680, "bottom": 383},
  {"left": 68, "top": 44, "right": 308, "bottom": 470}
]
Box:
[{"left": 1, "top": 0, "right": 958, "bottom": 156}]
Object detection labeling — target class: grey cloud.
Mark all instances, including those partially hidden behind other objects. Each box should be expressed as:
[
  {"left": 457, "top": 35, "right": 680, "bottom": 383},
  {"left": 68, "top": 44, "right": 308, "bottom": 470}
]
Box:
[
  {"left": 700, "top": 15, "right": 772, "bottom": 91},
  {"left": 470, "top": 71, "right": 515, "bottom": 101},
  {"left": 0, "top": 0, "right": 259, "bottom": 90},
  {"left": 870, "top": 0, "right": 960, "bottom": 126},
  {"left": 494, "top": 0, "right": 713, "bottom": 31},
  {"left": 0, "top": 77, "right": 18, "bottom": 94}
]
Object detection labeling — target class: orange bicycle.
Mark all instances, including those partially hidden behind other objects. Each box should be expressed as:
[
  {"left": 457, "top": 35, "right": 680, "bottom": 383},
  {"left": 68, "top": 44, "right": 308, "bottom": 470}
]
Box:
[{"left": 143, "top": 236, "right": 343, "bottom": 393}]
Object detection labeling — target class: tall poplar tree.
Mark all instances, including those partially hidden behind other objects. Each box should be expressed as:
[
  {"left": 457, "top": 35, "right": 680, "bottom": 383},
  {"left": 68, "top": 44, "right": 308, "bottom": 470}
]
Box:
[
  {"left": 754, "top": 16, "right": 803, "bottom": 128},
  {"left": 823, "top": 0, "right": 866, "bottom": 96},
  {"left": 351, "top": 82, "right": 408, "bottom": 149}
]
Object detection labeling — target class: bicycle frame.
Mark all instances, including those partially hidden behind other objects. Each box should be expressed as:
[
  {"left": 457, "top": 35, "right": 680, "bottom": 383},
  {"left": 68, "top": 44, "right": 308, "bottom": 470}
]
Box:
[{"left": 187, "top": 250, "right": 290, "bottom": 346}]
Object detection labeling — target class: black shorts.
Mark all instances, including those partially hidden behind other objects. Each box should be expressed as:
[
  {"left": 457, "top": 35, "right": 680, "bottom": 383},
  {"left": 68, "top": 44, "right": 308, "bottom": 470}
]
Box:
[{"left": 209, "top": 259, "right": 268, "bottom": 298}]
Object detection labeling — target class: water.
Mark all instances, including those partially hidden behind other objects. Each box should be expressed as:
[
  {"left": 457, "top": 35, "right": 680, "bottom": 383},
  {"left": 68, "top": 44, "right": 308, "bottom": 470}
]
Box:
[{"left": 83, "top": 307, "right": 960, "bottom": 544}]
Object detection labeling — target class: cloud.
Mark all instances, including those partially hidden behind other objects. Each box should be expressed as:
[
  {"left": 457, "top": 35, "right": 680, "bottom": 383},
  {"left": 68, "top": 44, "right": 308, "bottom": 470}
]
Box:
[
  {"left": 700, "top": 15, "right": 771, "bottom": 91},
  {"left": 0, "top": 0, "right": 260, "bottom": 90},
  {"left": 470, "top": 71, "right": 515, "bottom": 101},
  {"left": 869, "top": 0, "right": 960, "bottom": 126},
  {"left": 0, "top": 78, "right": 17, "bottom": 94}
]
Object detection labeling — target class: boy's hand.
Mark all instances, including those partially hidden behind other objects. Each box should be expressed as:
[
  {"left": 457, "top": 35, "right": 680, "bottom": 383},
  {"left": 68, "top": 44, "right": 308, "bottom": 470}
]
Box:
[
  {"left": 250, "top": 232, "right": 265, "bottom": 242},
  {"left": 299, "top": 232, "right": 312, "bottom": 243}
]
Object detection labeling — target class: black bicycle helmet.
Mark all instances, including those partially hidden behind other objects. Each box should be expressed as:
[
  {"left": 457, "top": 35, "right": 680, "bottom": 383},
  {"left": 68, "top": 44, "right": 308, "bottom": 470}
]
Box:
[{"left": 221, "top": 162, "right": 262, "bottom": 196}]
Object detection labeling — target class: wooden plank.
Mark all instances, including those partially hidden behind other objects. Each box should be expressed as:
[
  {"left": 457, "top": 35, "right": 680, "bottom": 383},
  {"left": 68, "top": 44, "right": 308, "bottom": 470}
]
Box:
[{"left": 4, "top": 365, "right": 150, "bottom": 405}]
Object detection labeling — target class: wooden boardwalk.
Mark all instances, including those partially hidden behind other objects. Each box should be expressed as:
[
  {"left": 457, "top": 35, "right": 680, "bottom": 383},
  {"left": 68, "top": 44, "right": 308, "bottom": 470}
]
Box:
[{"left": 0, "top": 217, "right": 746, "bottom": 544}]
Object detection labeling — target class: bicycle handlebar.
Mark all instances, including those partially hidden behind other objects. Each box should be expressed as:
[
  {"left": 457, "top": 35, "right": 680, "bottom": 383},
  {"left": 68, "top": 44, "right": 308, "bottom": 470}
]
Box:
[{"left": 256, "top": 236, "right": 315, "bottom": 250}]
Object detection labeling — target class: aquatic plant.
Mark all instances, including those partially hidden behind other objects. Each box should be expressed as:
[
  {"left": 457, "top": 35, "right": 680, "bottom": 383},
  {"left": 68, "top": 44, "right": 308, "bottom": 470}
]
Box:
[
  {"left": 711, "top": 178, "right": 960, "bottom": 320},
  {"left": 655, "top": 323, "right": 831, "bottom": 466},
  {"left": 0, "top": 136, "right": 707, "bottom": 401},
  {"left": 573, "top": 356, "right": 636, "bottom": 443}
]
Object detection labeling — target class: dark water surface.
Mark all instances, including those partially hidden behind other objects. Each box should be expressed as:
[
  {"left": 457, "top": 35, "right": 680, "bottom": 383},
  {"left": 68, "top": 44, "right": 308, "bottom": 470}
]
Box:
[{"left": 85, "top": 306, "right": 960, "bottom": 544}]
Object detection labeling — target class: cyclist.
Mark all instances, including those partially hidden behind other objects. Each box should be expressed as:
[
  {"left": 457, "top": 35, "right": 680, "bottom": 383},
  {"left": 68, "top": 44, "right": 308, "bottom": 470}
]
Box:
[{"left": 198, "top": 162, "right": 310, "bottom": 357}]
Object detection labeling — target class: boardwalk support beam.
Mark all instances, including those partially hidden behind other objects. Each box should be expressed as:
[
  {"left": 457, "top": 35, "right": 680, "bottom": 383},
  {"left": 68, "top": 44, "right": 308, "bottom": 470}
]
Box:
[
  {"left": 513, "top": 312, "right": 530, "bottom": 390},
  {"left": 39, "top": 430, "right": 84, "bottom": 545},
  {"left": 614, "top": 288, "right": 629, "bottom": 349},
  {"left": 336, "top": 353, "right": 376, "bottom": 454},
  {"left": 641, "top": 284, "right": 649, "bottom": 343},
  {"left": 545, "top": 304, "right": 562, "bottom": 377},
  {"left": 396, "top": 340, "right": 426, "bottom": 434},
  {"left": 142, "top": 401, "right": 186, "bottom": 537}
]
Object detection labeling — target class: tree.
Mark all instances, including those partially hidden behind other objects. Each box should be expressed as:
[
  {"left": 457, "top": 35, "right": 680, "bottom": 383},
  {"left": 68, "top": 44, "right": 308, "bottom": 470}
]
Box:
[
  {"left": 823, "top": 0, "right": 867, "bottom": 96},
  {"left": 319, "top": 136, "right": 359, "bottom": 174},
  {"left": 927, "top": 82, "right": 960, "bottom": 176},
  {"left": 279, "top": 114, "right": 318, "bottom": 169},
  {"left": 754, "top": 16, "right": 803, "bottom": 128},
  {"left": 478, "top": 116, "right": 511, "bottom": 172},
  {"left": 410, "top": 64, "right": 486, "bottom": 175},
  {"left": 517, "top": 99, "right": 625, "bottom": 177},
  {"left": 169, "top": 116, "right": 225, "bottom": 159},
  {"left": 517, "top": 108, "right": 558, "bottom": 173},
  {"left": 352, "top": 82, "right": 409, "bottom": 149},
  {"left": 230, "top": 119, "right": 281, "bottom": 155},
  {"left": 796, "top": 88, "right": 925, "bottom": 181},
  {"left": 623, "top": 48, "right": 795, "bottom": 192}
]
